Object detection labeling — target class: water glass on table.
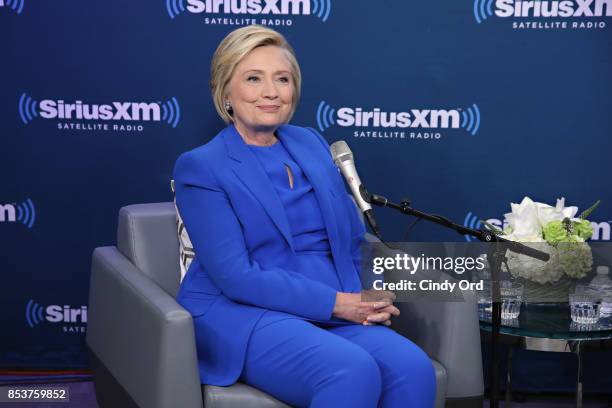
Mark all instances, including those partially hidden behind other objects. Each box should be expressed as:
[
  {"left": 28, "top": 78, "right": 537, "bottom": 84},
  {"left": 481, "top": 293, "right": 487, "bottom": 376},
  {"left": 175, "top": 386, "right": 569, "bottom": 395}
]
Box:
[
  {"left": 477, "top": 278, "right": 491, "bottom": 320},
  {"left": 478, "top": 291, "right": 492, "bottom": 320},
  {"left": 500, "top": 281, "right": 523, "bottom": 320},
  {"left": 596, "top": 295, "right": 612, "bottom": 328},
  {"left": 600, "top": 296, "right": 612, "bottom": 318},
  {"left": 569, "top": 293, "right": 601, "bottom": 324}
]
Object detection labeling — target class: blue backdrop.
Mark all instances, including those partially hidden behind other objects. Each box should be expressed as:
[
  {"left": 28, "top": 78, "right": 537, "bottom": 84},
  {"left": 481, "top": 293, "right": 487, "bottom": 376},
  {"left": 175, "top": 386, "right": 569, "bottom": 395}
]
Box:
[{"left": 2, "top": 0, "right": 611, "bottom": 392}]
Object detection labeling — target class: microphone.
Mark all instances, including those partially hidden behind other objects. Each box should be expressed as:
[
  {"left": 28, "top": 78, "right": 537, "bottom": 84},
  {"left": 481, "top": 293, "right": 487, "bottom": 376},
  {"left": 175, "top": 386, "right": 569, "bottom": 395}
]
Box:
[{"left": 330, "top": 140, "right": 382, "bottom": 239}]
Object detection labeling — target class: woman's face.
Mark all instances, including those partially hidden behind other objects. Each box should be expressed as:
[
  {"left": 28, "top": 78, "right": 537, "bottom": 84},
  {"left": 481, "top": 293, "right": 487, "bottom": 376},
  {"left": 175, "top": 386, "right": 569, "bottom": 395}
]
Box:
[{"left": 226, "top": 45, "right": 294, "bottom": 133}]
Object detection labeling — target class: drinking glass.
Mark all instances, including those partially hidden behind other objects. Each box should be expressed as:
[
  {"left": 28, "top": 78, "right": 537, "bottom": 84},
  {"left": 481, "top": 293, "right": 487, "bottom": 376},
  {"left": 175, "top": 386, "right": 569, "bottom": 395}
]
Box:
[
  {"left": 500, "top": 281, "right": 523, "bottom": 320},
  {"left": 570, "top": 321, "right": 599, "bottom": 332},
  {"left": 569, "top": 293, "right": 601, "bottom": 324},
  {"left": 477, "top": 281, "right": 491, "bottom": 320},
  {"left": 599, "top": 296, "right": 612, "bottom": 318}
]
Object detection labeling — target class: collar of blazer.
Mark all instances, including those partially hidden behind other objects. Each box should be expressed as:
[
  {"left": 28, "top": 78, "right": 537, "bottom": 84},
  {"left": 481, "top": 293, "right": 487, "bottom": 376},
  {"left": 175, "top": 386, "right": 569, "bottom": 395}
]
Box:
[{"left": 221, "top": 124, "right": 343, "bottom": 271}]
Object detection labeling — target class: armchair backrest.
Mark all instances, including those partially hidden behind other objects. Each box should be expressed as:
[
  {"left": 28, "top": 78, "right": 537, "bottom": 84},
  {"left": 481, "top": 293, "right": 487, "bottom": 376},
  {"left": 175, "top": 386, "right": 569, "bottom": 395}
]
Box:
[{"left": 116, "top": 203, "right": 181, "bottom": 296}]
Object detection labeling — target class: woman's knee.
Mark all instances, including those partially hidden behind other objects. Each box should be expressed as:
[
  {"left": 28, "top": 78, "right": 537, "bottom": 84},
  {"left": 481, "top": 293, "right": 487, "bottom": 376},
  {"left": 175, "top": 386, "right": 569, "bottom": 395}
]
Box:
[
  {"left": 349, "top": 350, "right": 382, "bottom": 388},
  {"left": 385, "top": 342, "right": 436, "bottom": 388},
  {"left": 377, "top": 347, "right": 436, "bottom": 408},
  {"left": 321, "top": 347, "right": 382, "bottom": 396}
]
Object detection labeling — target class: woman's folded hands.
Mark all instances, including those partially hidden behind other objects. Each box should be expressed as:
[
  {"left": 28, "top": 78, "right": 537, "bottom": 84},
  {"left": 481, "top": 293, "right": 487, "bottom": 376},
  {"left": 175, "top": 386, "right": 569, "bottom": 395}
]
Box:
[{"left": 332, "top": 291, "right": 400, "bottom": 326}]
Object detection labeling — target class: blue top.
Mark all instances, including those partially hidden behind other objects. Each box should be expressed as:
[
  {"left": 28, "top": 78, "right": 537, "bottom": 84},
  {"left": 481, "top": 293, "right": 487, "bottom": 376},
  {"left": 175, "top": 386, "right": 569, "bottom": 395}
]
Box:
[{"left": 248, "top": 140, "right": 331, "bottom": 255}]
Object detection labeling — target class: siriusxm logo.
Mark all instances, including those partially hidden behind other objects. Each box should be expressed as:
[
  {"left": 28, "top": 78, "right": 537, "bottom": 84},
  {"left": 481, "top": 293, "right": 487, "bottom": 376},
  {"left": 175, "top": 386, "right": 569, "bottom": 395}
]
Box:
[
  {"left": 463, "top": 212, "right": 506, "bottom": 241},
  {"left": 463, "top": 211, "right": 612, "bottom": 241},
  {"left": 316, "top": 101, "right": 481, "bottom": 139},
  {"left": 0, "top": 198, "right": 35, "bottom": 229},
  {"left": 474, "top": 0, "right": 611, "bottom": 29},
  {"left": 0, "top": 0, "right": 25, "bottom": 15},
  {"left": 19, "top": 93, "right": 181, "bottom": 130},
  {"left": 25, "top": 300, "right": 87, "bottom": 328},
  {"left": 166, "top": 0, "right": 332, "bottom": 23}
]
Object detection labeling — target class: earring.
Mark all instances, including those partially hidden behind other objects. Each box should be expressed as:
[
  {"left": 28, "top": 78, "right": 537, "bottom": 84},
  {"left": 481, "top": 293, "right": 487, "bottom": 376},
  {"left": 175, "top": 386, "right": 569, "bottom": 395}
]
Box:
[{"left": 224, "top": 100, "right": 232, "bottom": 113}]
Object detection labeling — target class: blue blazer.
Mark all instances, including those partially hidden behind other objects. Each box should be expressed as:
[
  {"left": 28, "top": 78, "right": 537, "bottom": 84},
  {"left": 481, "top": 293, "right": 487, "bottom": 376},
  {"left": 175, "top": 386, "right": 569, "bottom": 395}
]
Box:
[{"left": 173, "top": 124, "right": 365, "bottom": 385}]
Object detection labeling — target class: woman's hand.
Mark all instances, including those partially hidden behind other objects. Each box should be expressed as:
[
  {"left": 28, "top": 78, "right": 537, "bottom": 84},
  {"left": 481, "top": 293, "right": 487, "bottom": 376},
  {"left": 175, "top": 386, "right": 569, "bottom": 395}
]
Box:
[
  {"left": 361, "top": 289, "right": 399, "bottom": 326},
  {"left": 332, "top": 292, "right": 400, "bottom": 326},
  {"left": 362, "top": 304, "right": 400, "bottom": 326}
]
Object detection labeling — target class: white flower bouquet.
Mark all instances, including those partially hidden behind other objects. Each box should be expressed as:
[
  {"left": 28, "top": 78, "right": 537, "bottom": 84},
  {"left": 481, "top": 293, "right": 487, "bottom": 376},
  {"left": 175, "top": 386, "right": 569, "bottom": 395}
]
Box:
[{"left": 489, "top": 197, "right": 598, "bottom": 285}]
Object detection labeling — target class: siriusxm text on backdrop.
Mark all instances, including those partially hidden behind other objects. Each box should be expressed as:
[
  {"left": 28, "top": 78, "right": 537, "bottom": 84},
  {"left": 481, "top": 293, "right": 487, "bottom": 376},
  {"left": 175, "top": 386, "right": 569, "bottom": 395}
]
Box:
[
  {"left": 463, "top": 212, "right": 612, "bottom": 242},
  {"left": 18, "top": 93, "right": 181, "bottom": 132},
  {"left": 167, "top": 0, "right": 332, "bottom": 24},
  {"left": 0, "top": 199, "right": 35, "bottom": 229},
  {"left": 474, "top": 0, "right": 611, "bottom": 29},
  {"left": 25, "top": 300, "right": 87, "bottom": 334},
  {"left": 316, "top": 101, "right": 481, "bottom": 140}
]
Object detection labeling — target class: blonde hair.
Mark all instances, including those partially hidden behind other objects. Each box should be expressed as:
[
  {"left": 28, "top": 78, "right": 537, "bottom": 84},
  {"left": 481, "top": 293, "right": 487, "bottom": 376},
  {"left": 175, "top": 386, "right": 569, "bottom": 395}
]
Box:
[{"left": 210, "top": 25, "right": 302, "bottom": 124}]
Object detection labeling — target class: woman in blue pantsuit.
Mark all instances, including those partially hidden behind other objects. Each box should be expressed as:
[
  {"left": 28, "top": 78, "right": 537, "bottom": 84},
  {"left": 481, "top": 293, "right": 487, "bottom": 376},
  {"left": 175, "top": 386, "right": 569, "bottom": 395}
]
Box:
[{"left": 173, "top": 25, "right": 436, "bottom": 407}]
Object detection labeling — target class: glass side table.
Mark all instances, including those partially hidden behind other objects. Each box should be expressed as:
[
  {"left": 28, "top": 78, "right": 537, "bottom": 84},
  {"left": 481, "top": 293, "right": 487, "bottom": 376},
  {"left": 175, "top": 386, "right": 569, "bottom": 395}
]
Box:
[{"left": 480, "top": 303, "right": 612, "bottom": 408}]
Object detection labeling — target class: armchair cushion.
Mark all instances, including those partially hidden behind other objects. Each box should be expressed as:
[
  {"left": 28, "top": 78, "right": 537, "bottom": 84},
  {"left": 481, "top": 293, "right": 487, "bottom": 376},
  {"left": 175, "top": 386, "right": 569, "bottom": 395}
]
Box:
[
  {"left": 204, "top": 383, "right": 290, "bottom": 408},
  {"left": 171, "top": 180, "right": 195, "bottom": 283}
]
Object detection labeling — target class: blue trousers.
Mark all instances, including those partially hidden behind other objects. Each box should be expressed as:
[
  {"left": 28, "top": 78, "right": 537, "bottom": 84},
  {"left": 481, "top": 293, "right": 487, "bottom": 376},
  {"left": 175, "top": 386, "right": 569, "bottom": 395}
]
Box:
[{"left": 239, "top": 312, "right": 436, "bottom": 408}]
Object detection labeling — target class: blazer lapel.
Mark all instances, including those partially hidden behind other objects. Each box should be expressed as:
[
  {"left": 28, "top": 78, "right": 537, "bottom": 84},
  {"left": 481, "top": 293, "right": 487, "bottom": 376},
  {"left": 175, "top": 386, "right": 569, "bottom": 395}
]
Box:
[{"left": 223, "top": 125, "right": 294, "bottom": 251}]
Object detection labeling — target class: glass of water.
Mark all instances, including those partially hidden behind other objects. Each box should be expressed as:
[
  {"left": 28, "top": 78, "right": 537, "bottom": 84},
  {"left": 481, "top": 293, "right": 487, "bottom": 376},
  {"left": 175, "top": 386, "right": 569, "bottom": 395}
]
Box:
[
  {"left": 569, "top": 293, "right": 601, "bottom": 324},
  {"left": 478, "top": 294, "right": 492, "bottom": 321},
  {"left": 477, "top": 281, "right": 492, "bottom": 321},
  {"left": 570, "top": 321, "right": 599, "bottom": 332},
  {"left": 599, "top": 295, "right": 612, "bottom": 318},
  {"left": 500, "top": 281, "right": 523, "bottom": 320}
]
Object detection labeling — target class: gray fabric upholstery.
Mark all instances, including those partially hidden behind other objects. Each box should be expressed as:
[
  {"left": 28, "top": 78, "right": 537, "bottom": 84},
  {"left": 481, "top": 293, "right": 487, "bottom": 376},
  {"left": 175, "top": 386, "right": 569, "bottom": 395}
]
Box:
[
  {"left": 117, "top": 203, "right": 181, "bottom": 296},
  {"left": 87, "top": 246, "right": 203, "bottom": 408},
  {"left": 432, "top": 361, "right": 447, "bottom": 408},
  {"left": 203, "top": 363, "right": 445, "bottom": 408},
  {"left": 393, "top": 296, "right": 484, "bottom": 399},
  {"left": 204, "top": 384, "right": 291, "bottom": 408},
  {"left": 88, "top": 202, "right": 483, "bottom": 408}
]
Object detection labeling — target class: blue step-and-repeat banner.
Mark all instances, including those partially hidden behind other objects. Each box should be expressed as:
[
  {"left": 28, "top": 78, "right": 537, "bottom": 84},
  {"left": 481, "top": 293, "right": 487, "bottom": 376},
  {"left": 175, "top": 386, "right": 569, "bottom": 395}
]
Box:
[{"left": 2, "top": 0, "right": 611, "bottom": 391}]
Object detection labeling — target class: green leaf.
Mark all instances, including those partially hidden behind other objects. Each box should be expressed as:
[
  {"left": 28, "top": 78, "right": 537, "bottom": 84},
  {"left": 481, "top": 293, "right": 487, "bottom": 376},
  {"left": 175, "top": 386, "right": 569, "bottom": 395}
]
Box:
[{"left": 578, "top": 200, "right": 600, "bottom": 220}]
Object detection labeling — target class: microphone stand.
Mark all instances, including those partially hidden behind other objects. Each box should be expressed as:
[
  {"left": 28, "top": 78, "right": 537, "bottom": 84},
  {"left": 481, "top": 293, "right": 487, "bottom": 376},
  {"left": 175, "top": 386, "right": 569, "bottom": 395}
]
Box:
[{"left": 366, "top": 193, "right": 549, "bottom": 408}]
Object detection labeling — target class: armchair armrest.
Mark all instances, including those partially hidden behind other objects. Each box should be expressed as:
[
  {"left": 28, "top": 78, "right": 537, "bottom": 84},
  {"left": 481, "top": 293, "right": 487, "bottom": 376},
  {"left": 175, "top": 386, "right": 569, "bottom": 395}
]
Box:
[
  {"left": 364, "top": 233, "right": 483, "bottom": 399},
  {"left": 87, "top": 247, "right": 203, "bottom": 408},
  {"left": 393, "top": 291, "right": 483, "bottom": 399}
]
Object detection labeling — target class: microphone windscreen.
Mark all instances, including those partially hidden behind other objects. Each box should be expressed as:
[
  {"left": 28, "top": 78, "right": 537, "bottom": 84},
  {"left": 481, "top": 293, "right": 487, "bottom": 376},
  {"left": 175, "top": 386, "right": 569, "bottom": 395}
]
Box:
[{"left": 330, "top": 140, "right": 353, "bottom": 163}]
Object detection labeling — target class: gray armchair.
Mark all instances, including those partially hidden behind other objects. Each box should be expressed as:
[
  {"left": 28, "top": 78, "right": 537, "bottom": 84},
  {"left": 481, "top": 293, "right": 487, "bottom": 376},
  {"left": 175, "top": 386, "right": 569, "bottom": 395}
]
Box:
[{"left": 87, "top": 203, "right": 483, "bottom": 408}]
